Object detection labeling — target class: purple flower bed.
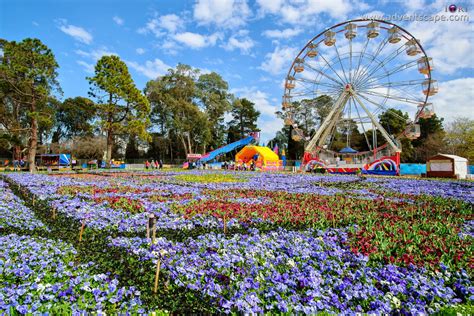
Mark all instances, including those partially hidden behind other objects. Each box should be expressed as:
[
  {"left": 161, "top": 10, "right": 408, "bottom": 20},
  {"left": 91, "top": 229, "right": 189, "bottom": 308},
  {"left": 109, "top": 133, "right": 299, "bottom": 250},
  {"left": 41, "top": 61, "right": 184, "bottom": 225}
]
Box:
[
  {"left": 2, "top": 171, "right": 472, "bottom": 314},
  {"left": 0, "top": 180, "right": 48, "bottom": 232},
  {"left": 0, "top": 234, "right": 145, "bottom": 314},
  {"left": 110, "top": 227, "right": 472, "bottom": 314}
]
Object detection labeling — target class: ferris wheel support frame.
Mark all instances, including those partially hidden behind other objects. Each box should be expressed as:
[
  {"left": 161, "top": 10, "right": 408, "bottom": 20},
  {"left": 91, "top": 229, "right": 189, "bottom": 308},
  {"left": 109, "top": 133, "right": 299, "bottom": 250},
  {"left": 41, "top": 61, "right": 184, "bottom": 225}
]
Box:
[
  {"left": 352, "top": 92, "right": 401, "bottom": 152},
  {"left": 305, "top": 91, "right": 350, "bottom": 153}
]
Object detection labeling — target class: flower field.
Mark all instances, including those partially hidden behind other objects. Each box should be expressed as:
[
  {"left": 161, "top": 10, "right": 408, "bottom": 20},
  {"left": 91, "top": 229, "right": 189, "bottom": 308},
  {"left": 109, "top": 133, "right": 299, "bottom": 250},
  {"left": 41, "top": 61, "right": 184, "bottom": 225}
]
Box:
[{"left": 0, "top": 171, "right": 473, "bottom": 314}]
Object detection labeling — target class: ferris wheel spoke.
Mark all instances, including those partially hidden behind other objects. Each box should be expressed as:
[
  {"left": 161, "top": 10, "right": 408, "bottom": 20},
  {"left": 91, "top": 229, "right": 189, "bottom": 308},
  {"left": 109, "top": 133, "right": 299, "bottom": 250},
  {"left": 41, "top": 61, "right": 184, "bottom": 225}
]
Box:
[
  {"left": 361, "top": 78, "right": 426, "bottom": 90},
  {"left": 352, "top": 35, "right": 390, "bottom": 84},
  {"left": 358, "top": 59, "right": 419, "bottom": 88},
  {"left": 356, "top": 41, "right": 408, "bottom": 86},
  {"left": 356, "top": 92, "right": 412, "bottom": 123},
  {"left": 351, "top": 97, "right": 373, "bottom": 150},
  {"left": 352, "top": 36, "right": 370, "bottom": 84},
  {"left": 317, "top": 53, "right": 347, "bottom": 84},
  {"left": 349, "top": 37, "right": 353, "bottom": 82},
  {"left": 294, "top": 77, "right": 341, "bottom": 90},
  {"left": 352, "top": 93, "right": 401, "bottom": 152},
  {"left": 358, "top": 89, "right": 423, "bottom": 105},
  {"left": 302, "top": 61, "right": 343, "bottom": 86},
  {"left": 363, "top": 81, "right": 425, "bottom": 103},
  {"left": 333, "top": 41, "right": 349, "bottom": 83}
]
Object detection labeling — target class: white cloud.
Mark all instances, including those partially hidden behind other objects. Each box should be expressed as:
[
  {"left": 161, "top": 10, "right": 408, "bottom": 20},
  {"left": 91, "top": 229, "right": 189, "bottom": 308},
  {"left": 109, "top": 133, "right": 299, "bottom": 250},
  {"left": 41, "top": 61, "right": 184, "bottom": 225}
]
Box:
[
  {"left": 406, "top": 10, "right": 474, "bottom": 75},
  {"left": 136, "top": 48, "right": 146, "bottom": 55},
  {"left": 159, "top": 14, "right": 184, "bottom": 33},
  {"left": 75, "top": 47, "right": 117, "bottom": 60},
  {"left": 260, "top": 46, "right": 297, "bottom": 75},
  {"left": 256, "top": 0, "right": 358, "bottom": 24},
  {"left": 231, "top": 87, "right": 283, "bottom": 143},
  {"left": 58, "top": 20, "right": 93, "bottom": 44},
  {"left": 262, "top": 28, "right": 302, "bottom": 39},
  {"left": 138, "top": 18, "right": 164, "bottom": 37},
  {"left": 222, "top": 30, "right": 255, "bottom": 54},
  {"left": 431, "top": 78, "right": 474, "bottom": 123},
  {"left": 113, "top": 16, "right": 124, "bottom": 25},
  {"left": 174, "top": 32, "right": 222, "bottom": 49},
  {"left": 256, "top": 0, "right": 284, "bottom": 14},
  {"left": 127, "top": 58, "right": 171, "bottom": 79},
  {"left": 403, "top": 0, "right": 425, "bottom": 11},
  {"left": 77, "top": 60, "right": 94, "bottom": 73},
  {"left": 194, "top": 0, "right": 251, "bottom": 28}
]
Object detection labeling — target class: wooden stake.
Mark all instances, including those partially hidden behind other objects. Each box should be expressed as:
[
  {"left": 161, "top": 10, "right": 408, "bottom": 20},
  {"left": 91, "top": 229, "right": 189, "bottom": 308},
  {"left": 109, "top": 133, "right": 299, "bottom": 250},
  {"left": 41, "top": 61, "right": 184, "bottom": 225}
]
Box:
[
  {"left": 79, "top": 220, "right": 85, "bottom": 242},
  {"left": 52, "top": 207, "right": 56, "bottom": 220},
  {"left": 223, "top": 215, "right": 227, "bottom": 235},
  {"left": 147, "top": 213, "right": 156, "bottom": 242},
  {"left": 153, "top": 258, "right": 161, "bottom": 294}
]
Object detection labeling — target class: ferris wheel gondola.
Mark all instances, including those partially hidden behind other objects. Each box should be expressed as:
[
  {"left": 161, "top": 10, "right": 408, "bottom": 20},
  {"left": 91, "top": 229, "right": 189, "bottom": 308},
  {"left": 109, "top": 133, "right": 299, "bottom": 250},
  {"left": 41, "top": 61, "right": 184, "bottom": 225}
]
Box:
[{"left": 282, "top": 19, "right": 437, "bottom": 175}]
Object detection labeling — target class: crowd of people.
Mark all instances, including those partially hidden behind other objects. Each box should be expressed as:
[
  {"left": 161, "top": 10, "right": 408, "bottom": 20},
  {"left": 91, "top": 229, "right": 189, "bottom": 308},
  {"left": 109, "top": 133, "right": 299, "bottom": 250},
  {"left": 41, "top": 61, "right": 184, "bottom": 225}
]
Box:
[{"left": 144, "top": 159, "right": 163, "bottom": 170}]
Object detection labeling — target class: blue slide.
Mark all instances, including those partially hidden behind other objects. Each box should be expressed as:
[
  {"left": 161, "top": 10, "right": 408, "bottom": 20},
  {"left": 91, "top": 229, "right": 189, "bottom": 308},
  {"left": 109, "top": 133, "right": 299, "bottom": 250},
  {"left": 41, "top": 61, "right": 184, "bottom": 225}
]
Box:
[{"left": 199, "top": 136, "right": 255, "bottom": 163}]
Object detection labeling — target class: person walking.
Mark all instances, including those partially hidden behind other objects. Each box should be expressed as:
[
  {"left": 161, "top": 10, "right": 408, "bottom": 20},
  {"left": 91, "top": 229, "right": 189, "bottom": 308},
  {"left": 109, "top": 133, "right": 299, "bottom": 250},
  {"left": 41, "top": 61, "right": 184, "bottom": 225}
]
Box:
[{"left": 159, "top": 159, "right": 163, "bottom": 169}]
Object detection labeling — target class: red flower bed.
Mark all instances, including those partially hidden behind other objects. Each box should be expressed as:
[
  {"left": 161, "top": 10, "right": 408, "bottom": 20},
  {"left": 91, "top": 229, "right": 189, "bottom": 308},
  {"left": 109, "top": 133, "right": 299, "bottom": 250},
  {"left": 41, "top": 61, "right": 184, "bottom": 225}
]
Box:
[{"left": 172, "top": 189, "right": 473, "bottom": 269}]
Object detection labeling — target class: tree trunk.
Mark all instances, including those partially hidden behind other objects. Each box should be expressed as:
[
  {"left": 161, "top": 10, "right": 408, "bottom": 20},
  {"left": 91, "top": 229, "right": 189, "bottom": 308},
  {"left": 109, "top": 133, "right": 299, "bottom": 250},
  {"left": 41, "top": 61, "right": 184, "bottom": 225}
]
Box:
[
  {"left": 180, "top": 136, "right": 188, "bottom": 157},
  {"left": 187, "top": 133, "right": 192, "bottom": 154},
  {"left": 13, "top": 145, "right": 21, "bottom": 161},
  {"left": 28, "top": 98, "right": 38, "bottom": 173},
  {"left": 106, "top": 129, "right": 113, "bottom": 167}
]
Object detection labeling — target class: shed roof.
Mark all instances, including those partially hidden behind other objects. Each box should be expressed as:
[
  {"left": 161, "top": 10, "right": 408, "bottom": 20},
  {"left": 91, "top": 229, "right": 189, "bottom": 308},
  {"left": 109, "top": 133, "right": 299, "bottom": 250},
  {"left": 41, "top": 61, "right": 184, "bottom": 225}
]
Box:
[{"left": 428, "top": 153, "right": 468, "bottom": 162}]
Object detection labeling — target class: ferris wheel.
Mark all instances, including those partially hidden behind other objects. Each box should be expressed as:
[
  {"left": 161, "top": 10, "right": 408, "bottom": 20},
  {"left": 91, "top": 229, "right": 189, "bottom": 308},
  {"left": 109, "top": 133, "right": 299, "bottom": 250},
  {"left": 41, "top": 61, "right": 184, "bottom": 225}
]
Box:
[{"left": 282, "top": 19, "right": 438, "bottom": 171}]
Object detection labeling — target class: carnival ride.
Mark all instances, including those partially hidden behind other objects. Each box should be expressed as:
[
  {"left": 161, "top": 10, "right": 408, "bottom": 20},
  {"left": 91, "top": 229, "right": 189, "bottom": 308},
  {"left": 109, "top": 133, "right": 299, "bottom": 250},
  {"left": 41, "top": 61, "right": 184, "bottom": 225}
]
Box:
[
  {"left": 198, "top": 132, "right": 260, "bottom": 164},
  {"left": 282, "top": 19, "right": 437, "bottom": 175},
  {"left": 235, "top": 145, "right": 282, "bottom": 171}
]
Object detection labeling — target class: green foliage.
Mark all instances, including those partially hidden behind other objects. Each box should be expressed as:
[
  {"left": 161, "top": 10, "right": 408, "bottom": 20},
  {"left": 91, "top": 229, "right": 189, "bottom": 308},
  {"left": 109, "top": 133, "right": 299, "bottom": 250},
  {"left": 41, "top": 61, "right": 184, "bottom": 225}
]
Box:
[
  {"left": 0, "top": 38, "right": 60, "bottom": 171},
  {"left": 196, "top": 72, "right": 232, "bottom": 149},
  {"left": 228, "top": 98, "right": 260, "bottom": 142},
  {"left": 445, "top": 117, "right": 474, "bottom": 161},
  {"left": 379, "top": 108, "right": 410, "bottom": 136},
  {"left": 145, "top": 64, "right": 212, "bottom": 156},
  {"left": 52, "top": 97, "right": 96, "bottom": 142},
  {"left": 88, "top": 55, "right": 150, "bottom": 162}
]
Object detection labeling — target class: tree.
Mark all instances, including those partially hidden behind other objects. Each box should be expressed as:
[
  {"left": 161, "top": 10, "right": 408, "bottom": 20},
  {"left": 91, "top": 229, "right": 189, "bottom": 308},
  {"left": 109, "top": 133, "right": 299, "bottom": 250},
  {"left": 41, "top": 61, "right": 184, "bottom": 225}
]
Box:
[
  {"left": 0, "top": 38, "right": 60, "bottom": 172},
  {"left": 445, "top": 117, "right": 474, "bottom": 161},
  {"left": 72, "top": 136, "right": 106, "bottom": 160},
  {"left": 88, "top": 55, "right": 150, "bottom": 165},
  {"left": 125, "top": 135, "right": 140, "bottom": 160},
  {"left": 0, "top": 77, "right": 27, "bottom": 160},
  {"left": 52, "top": 97, "right": 96, "bottom": 143},
  {"left": 379, "top": 108, "right": 410, "bottom": 136},
  {"left": 412, "top": 114, "right": 445, "bottom": 162},
  {"left": 196, "top": 72, "right": 231, "bottom": 149},
  {"left": 228, "top": 98, "right": 260, "bottom": 142},
  {"left": 145, "top": 64, "right": 211, "bottom": 156}
]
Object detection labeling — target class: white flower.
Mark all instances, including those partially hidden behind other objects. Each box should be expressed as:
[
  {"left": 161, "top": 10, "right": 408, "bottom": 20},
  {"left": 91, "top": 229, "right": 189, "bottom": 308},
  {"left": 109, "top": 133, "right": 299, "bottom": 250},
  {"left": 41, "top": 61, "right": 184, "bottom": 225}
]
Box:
[
  {"left": 287, "top": 258, "right": 296, "bottom": 268},
  {"left": 392, "top": 296, "right": 401, "bottom": 309},
  {"left": 37, "top": 283, "right": 46, "bottom": 293}
]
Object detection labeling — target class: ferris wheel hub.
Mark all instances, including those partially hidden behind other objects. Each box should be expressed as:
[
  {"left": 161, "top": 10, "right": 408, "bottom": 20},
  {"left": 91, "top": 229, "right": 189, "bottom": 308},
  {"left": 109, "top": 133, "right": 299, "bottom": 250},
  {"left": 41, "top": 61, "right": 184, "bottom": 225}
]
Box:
[{"left": 344, "top": 83, "right": 355, "bottom": 94}]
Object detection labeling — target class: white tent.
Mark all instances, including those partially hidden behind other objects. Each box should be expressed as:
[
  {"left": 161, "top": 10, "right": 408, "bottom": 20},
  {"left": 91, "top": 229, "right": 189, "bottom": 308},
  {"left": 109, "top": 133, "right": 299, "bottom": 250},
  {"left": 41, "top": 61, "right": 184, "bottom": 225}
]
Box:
[{"left": 427, "top": 154, "right": 468, "bottom": 179}]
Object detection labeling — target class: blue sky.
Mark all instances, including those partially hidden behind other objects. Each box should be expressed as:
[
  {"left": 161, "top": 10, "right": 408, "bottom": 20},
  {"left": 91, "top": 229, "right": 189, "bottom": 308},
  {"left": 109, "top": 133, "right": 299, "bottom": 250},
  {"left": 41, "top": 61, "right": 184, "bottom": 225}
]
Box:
[{"left": 1, "top": 0, "right": 473, "bottom": 144}]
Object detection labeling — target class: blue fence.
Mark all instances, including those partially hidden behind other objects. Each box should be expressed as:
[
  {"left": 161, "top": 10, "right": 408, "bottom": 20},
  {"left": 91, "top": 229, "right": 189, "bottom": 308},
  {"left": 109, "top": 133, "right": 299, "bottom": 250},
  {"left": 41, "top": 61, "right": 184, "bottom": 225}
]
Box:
[
  {"left": 400, "top": 163, "right": 474, "bottom": 176},
  {"left": 400, "top": 163, "right": 426, "bottom": 176}
]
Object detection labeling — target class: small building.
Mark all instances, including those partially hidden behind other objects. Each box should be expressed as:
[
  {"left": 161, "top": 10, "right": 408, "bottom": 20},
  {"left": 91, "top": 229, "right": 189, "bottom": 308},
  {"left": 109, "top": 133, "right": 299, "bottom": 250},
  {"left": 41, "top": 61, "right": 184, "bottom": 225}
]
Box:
[{"left": 426, "top": 154, "right": 468, "bottom": 179}]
